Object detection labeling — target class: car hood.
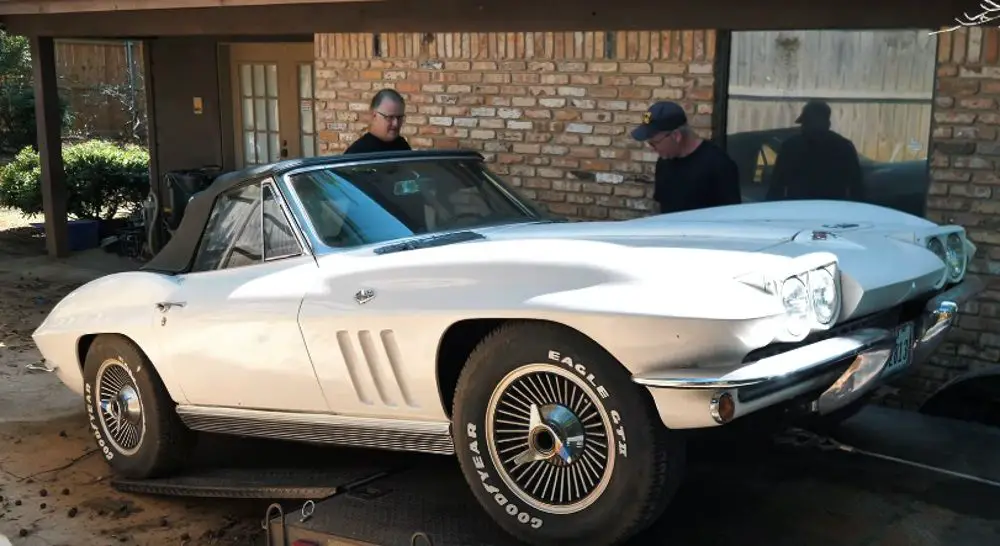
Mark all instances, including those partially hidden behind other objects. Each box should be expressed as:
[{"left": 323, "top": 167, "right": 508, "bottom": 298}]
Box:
[
  {"left": 337, "top": 200, "right": 952, "bottom": 322},
  {"left": 480, "top": 218, "right": 800, "bottom": 253},
  {"left": 480, "top": 199, "right": 934, "bottom": 251},
  {"left": 470, "top": 200, "right": 950, "bottom": 319}
]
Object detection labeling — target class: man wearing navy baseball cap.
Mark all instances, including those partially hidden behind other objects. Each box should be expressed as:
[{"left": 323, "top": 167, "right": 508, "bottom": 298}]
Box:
[{"left": 631, "top": 101, "right": 741, "bottom": 214}]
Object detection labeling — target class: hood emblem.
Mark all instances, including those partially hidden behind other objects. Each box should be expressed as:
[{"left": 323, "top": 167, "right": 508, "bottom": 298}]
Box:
[
  {"left": 355, "top": 288, "right": 376, "bottom": 305},
  {"left": 811, "top": 231, "right": 837, "bottom": 240}
]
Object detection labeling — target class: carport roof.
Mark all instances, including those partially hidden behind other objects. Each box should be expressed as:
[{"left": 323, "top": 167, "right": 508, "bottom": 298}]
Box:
[
  {"left": 0, "top": 0, "right": 974, "bottom": 37},
  {"left": 0, "top": 0, "right": 364, "bottom": 15}
]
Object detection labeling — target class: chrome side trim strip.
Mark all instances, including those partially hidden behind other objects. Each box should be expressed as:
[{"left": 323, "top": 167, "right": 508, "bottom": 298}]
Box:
[
  {"left": 632, "top": 328, "right": 893, "bottom": 389},
  {"left": 176, "top": 405, "right": 455, "bottom": 455}
]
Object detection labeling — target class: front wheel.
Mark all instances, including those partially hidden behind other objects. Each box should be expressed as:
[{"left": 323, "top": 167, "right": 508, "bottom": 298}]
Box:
[
  {"left": 452, "top": 322, "right": 685, "bottom": 546},
  {"left": 82, "top": 334, "right": 195, "bottom": 479}
]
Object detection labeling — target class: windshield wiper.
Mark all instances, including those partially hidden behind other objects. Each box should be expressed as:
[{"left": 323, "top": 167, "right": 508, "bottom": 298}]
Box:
[{"left": 373, "top": 231, "right": 487, "bottom": 255}]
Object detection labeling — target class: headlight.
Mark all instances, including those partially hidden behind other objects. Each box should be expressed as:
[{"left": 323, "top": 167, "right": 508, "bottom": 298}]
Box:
[
  {"left": 808, "top": 266, "right": 838, "bottom": 325},
  {"left": 736, "top": 253, "right": 842, "bottom": 344},
  {"left": 926, "top": 233, "right": 968, "bottom": 284},
  {"left": 945, "top": 233, "right": 965, "bottom": 282},
  {"left": 780, "top": 276, "right": 810, "bottom": 338},
  {"left": 926, "top": 236, "right": 946, "bottom": 262}
]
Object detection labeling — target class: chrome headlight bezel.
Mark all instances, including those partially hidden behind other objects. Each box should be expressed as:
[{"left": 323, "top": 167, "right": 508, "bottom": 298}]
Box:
[
  {"left": 807, "top": 265, "right": 839, "bottom": 326},
  {"left": 921, "top": 228, "right": 970, "bottom": 286},
  {"left": 737, "top": 253, "right": 843, "bottom": 344}
]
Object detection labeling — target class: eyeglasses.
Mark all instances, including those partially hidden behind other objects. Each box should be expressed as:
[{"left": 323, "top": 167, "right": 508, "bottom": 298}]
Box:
[
  {"left": 647, "top": 130, "right": 675, "bottom": 147},
  {"left": 376, "top": 111, "right": 405, "bottom": 123}
]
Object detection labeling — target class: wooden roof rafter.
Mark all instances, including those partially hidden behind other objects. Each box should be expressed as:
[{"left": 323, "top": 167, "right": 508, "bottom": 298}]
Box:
[{"left": 0, "top": 0, "right": 375, "bottom": 16}]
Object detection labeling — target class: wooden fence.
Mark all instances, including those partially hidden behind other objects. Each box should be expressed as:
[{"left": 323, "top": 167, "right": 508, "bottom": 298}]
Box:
[
  {"left": 54, "top": 39, "right": 146, "bottom": 142},
  {"left": 725, "top": 29, "right": 938, "bottom": 163}
]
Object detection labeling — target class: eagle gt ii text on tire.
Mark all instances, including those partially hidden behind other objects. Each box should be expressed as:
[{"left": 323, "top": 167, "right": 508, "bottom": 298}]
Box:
[
  {"left": 32, "top": 150, "right": 984, "bottom": 546},
  {"left": 452, "top": 322, "right": 684, "bottom": 545}
]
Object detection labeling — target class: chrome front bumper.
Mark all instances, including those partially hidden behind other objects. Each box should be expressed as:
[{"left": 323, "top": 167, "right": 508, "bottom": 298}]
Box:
[{"left": 636, "top": 275, "right": 984, "bottom": 430}]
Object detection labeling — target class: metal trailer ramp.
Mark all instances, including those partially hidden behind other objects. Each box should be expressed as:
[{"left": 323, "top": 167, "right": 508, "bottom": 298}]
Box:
[
  {"left": 110, "top": 465, "right": 395, "bottom": 500},
  {"left": 110, "top": 437, "right": 409, "bottom": 500},
  {"left": 264, "top": 464, "right": 526, "bottom": 546}
]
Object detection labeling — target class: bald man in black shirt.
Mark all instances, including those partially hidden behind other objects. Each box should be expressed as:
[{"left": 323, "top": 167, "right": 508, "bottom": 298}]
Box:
[
  {"left": 631, "top": 101, "right": 742, "bottom": 214},
  {"left": 344, "top": 89, "right": 412, "bottom": 154}
]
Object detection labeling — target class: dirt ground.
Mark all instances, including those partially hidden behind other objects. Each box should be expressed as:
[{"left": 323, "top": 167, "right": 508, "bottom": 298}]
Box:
[{"left": 0, "top": 208, "right": 266, "bottom": 545}]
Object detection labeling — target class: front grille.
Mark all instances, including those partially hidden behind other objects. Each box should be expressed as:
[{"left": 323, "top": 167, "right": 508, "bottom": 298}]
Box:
[
  {"left": 735, "top": 294, "right": 931, "bottom": 404},
  {"left": 742, "top": 296, "right": 928, "bottom": 364}
]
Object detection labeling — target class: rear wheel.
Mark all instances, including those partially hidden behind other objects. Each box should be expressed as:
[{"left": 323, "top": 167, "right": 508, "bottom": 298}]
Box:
[
  {"left": 452, "top": 322, "right": 685, "bottom": 546},
  {"left": 82, "top": 334, "right": 194, "bottom": 479}
]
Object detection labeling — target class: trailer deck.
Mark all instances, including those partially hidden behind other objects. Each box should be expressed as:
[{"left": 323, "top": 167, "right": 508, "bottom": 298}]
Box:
[
  {"left": 109, "top": 408, "right": 1000, "bottom": 546},
  {"left": 263, "top": 464, "right": 520, "bottom": 546}
]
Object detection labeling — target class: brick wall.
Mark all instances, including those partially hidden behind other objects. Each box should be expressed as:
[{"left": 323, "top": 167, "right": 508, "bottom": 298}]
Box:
[
  {"left": 313, "top": 30, "right": 716, "bottom": 220},
  {"left": 885, "top": 27, "right": 1000, "bottom": 407}
]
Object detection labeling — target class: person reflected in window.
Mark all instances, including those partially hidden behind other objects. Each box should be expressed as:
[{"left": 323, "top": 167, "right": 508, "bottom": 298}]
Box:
[
  {"left": 344, "top": 89, "right": 412, "bottom": 154},
  {"left": 766, "top": 100, "right": 865, "bottom": 202},
  {"left": 631, "top": 101, "right": 741, "bottom": 214}
]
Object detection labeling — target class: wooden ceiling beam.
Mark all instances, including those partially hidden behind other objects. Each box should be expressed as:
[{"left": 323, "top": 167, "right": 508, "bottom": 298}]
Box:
[
  {"left": 0, "top": 0, "right": 971, "bottom": 37},
  {"left": 0, "top": 0, "right": 376, "bottom": 16}
]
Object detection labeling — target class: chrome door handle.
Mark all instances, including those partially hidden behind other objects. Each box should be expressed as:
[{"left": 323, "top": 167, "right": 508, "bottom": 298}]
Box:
[{"left": 156, "top": 301, "right": 186, "bottom": 312}]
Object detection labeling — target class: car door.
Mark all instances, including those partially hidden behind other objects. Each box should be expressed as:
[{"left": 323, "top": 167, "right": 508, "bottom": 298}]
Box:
[{"left": 152, "top": 178, "right": 329, "bottom": 413}]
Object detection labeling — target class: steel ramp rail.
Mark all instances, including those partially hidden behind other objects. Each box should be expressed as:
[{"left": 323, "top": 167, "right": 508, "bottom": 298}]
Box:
[
  {"left": 109, "top": 435, "right": 415, "bottom": 500},
  {"left": 111, "top": 465, "right": 397, "bottom": 500}
]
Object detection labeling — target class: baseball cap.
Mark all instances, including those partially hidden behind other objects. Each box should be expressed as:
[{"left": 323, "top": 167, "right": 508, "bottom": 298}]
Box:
[
  {"left": 630, "top": 101, "right": 688, "bottom": 141},
  {"left": 795, "top": 99, "right": 831, "bottom": 124}
]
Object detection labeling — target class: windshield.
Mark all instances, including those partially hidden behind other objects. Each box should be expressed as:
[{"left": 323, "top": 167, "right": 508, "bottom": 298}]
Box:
[{"left": 287, "top": 157, "right": 555, "bottom": 249}]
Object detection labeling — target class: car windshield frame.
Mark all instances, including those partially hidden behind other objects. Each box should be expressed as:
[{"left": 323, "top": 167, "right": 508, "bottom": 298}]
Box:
[{"left": 281, "top": 155, "right": 560, "bottom": 253}]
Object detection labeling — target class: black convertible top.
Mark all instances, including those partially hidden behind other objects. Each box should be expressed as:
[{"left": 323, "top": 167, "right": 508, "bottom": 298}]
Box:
[{"left": 142, "top": 150, "right": 485, "bottom": 275}]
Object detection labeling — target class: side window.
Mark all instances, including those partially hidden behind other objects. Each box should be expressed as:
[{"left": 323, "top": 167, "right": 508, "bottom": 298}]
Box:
[
  {"left": 222, "top": 197, "right": 263, "bottom": 269},
  {"left": 262, "top": 184, "right": 301, "bottom": 260},
  {"left": 191, "top": 183, "right": 262, "bottom": 272}
]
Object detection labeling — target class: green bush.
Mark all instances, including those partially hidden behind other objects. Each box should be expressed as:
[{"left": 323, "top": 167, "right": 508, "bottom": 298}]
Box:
[
  {"left": 0, "top": 84, "right": 74, "bottom": 152},
  {"left": 0, "top": 29, "right": 73, "bottom": 152},
  {"left": 0, "top": 139, "right": 150, "bottom": 220}
]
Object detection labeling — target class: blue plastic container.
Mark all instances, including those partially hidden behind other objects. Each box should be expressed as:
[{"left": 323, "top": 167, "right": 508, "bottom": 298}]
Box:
[{"left": 30, "top": 219, "right": 101, "bottom": 251}]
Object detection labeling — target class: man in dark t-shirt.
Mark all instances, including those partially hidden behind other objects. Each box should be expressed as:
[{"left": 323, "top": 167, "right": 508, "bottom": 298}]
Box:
[
  {"left": 631, "top": 101, "right": 741, "bottom": 214},
  {"left": 344, "top": 89, "right": 412, "bottom": 154},
  {"left": 766, "top": 100, "right": 865, "bottom": 202}
]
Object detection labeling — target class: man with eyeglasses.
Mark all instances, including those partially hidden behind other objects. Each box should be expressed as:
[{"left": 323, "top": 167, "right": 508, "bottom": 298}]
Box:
[
  {"left": 630, "top": 100, "right": 741, "bottom": 214},
  {"left": 344, "top": 88, "right": 412, "bottom": 154}
]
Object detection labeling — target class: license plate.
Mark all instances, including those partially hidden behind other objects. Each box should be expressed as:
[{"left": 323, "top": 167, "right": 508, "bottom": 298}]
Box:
[{"left": 883, "top": 322, "right": 915, "bottom": 376}]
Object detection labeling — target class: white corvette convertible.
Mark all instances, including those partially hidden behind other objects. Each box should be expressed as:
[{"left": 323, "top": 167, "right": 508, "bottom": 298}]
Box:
[{"left": 33, "top": 150, "right": 983, "bottom": 545}]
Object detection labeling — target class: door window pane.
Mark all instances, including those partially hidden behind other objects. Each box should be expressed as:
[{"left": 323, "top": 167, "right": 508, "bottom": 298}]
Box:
[
  {"left": 237, "top": 62, "right": 281, "bottom": 167},
  {"left": 193, "top": 184, "right": 262, "bottom": 272},
  {"left": 263, "top": 185, "right": 301, "bottom": 259},
  {"left": 298, "top": 63, "right": 318, "bottom": 157}
]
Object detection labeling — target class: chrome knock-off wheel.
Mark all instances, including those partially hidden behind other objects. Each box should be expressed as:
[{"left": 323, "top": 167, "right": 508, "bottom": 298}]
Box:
[
  {"left": 95, "top": 358, "right": 146, "bottom": 455},
  {"left": 486, "top": 364, "right": 616, "bottom": 514}
]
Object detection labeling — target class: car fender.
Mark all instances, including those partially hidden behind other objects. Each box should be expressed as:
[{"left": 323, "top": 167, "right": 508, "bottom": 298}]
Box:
[{"left": 31, "top": 271, "right": 187, "bottom": 402}]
